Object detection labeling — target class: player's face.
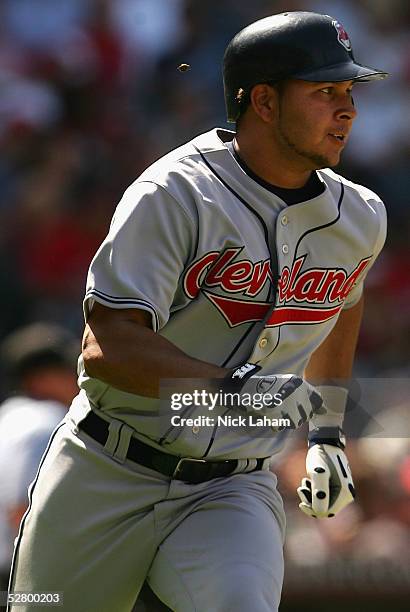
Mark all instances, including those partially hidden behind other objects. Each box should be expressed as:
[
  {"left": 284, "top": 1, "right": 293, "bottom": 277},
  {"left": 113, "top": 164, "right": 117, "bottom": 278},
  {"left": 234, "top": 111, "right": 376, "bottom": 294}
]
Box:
[{"left": 273, "top": 79, "right": 357, "bottom": 169}]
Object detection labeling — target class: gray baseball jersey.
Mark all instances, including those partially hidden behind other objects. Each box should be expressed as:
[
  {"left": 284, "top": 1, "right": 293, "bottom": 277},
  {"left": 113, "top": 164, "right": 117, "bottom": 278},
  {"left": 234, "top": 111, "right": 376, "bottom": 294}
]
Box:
[
  {"left": 9, "top": 127, "right": 386, "bottom": 612},
  {"left": 71, "top": 127, "right": 386, "bottom": 460}
]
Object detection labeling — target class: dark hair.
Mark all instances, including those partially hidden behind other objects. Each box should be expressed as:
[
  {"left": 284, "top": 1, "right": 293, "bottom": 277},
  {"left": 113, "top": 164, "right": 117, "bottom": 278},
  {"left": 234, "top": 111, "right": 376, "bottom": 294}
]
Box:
[{"left": 0, "top": 323, "right": 79, "bottom": 385}]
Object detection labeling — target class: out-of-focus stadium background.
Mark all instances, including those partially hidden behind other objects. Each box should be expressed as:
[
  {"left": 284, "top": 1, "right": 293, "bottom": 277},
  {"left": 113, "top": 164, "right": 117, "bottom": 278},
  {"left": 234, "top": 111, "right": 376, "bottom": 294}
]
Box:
[{"left": 0, "top": 1, "right": 409, "bottom": 610}]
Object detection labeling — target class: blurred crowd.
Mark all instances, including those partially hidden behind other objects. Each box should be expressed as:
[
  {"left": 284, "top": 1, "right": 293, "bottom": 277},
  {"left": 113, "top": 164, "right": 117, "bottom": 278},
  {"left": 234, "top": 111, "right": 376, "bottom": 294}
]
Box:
[{"left": 0, "top": 0, "right": 409, "bottom": 608}]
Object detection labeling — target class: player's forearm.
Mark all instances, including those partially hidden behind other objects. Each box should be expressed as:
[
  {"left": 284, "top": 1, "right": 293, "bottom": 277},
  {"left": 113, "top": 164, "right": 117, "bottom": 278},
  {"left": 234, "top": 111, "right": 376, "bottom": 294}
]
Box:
[
  {"left": 82, "top": 315, "right": 227, "bottom": 398},
  {"left": 304, "top": 294, "right": 364, "bottom": 429},
  {"left": 305, "top": 294, "right": 364, "bottom": 384}
]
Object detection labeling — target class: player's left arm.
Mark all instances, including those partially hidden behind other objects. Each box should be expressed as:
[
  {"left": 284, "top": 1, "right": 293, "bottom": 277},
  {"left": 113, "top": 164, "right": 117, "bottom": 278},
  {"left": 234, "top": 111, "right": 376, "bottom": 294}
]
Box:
[{"left": 297, "top": 294, "right": 364, "bottom": 518}]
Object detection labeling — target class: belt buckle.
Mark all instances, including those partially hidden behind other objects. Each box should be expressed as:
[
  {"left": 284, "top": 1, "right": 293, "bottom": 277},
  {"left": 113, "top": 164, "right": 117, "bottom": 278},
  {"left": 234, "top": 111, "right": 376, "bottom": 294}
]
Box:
[{"left": 172, "top": 457, "right": 207, "bottom": 480}]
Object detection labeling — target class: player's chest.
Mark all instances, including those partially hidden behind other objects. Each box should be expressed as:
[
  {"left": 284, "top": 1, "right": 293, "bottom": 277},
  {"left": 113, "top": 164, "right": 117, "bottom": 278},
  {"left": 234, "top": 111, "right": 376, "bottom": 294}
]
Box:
[{"left": 187, "top": 197, "right": 375, "bottom": 311}]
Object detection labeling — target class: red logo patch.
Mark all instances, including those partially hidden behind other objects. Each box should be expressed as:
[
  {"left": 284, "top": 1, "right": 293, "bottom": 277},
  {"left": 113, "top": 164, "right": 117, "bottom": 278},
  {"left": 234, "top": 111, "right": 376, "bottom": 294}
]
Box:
[{"left": 332, "top": 19, "right": 352, "bottom": 52}]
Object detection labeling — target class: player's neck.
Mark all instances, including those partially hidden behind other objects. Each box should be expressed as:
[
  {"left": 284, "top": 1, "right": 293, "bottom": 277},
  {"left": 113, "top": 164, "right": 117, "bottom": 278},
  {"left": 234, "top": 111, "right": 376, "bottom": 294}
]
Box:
[{"left": 234, "top": 131, "right": 312, "bottom": 189}]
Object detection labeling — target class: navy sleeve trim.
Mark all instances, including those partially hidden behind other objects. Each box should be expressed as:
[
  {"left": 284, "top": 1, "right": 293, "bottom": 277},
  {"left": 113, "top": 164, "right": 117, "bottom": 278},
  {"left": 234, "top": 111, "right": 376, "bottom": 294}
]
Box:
[{"left": 85, "top": 288, "right": 160, "bottom": 332}]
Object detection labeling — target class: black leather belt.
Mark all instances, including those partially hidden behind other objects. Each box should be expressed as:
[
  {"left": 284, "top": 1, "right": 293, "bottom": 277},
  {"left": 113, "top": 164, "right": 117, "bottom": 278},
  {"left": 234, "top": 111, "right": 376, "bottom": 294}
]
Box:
[{"left": 78, "top": 411, "right": 267, "bottom": 484}]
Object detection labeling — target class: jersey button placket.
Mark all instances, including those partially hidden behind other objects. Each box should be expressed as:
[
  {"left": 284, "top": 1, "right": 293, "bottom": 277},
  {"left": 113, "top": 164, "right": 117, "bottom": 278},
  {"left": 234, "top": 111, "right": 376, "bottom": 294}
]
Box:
[{"left": 280, "top": 214, "right": 289, "bottom": 255}]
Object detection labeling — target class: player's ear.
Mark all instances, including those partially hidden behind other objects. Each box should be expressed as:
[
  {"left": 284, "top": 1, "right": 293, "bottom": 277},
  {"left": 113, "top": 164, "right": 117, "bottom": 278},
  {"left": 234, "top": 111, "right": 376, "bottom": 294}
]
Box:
[{"left": 249, "top": 84, "right": 278, "bottom": 123}]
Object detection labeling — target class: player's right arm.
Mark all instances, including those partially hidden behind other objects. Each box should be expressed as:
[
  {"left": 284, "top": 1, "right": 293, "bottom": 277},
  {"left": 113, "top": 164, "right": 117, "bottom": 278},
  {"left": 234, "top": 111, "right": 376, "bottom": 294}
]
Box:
[
  {"left": 83, "top": 303, "right": 326, "bottom": 434},
  {"left": 82, "top": 302, "right": 227, "bottom": 398},
  {"left": 81, "top": 180, "right": 229, "bottom": 398},
  {"left": 82, "top": 309, "right": 324, "bottom": 428}
]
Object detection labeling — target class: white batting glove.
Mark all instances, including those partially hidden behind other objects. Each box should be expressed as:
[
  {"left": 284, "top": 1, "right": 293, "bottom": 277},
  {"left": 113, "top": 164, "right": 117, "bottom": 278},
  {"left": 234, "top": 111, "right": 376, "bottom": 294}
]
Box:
[
  {"left": 297, "top": 434, "right": 356, "bottom": 518},
  {"left": 245, "top": 374, "right": 326, "bottom": 430},
  {"left": 227, "top": 364, "right": 327, "bottom": 431}
]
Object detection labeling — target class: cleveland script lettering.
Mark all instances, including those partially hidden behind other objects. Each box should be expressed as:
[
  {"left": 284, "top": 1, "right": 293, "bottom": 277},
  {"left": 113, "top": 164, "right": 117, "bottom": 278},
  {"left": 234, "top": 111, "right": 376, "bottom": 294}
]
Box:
[{"left": 182, "top": 249, "right": 372, "bottom": 327}]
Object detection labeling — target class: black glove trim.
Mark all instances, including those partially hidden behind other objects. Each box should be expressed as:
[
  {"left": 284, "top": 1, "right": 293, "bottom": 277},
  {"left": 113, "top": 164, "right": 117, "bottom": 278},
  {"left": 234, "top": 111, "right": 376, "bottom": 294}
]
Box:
[
  {"left": 225, "top": 363, "right": 261, "bottom": 392},
  {"left": 308, "top": 427, "right": 346, "bottom": 450}
]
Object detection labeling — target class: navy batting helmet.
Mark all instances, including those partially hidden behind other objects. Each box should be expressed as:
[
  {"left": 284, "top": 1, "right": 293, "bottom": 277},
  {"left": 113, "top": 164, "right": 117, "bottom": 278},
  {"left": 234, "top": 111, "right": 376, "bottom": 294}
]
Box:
[{"left": 223, "top": 12, "right": 388, "bottom": 122}]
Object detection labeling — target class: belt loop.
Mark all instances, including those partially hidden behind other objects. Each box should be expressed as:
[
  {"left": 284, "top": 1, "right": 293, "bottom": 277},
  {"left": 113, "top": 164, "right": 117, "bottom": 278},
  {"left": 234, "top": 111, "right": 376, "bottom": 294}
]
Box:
[
  {"left": 245, "top": 458, "right": 258, "bottom": 472},
  {"left": 231, "top": 459, "right": 248, "bottom": 474},
  {"left": 102, "top": 420, "right": 122, "bottom": 458},
  {"left": 262, "top": 457, "right": 272, "bottom": 470},
  {"left": 113, "top": 424, "right": 134, "bottom": 464}
]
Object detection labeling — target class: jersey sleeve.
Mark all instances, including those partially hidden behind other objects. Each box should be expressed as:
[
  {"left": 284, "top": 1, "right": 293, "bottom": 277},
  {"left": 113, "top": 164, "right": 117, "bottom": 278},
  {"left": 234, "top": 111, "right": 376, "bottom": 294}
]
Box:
[
  {"left": 342, "top": 197, "right": 387, "bottom": 309},
  {"left": 84, "top": 181, "right": 196, "bottom": 331}
]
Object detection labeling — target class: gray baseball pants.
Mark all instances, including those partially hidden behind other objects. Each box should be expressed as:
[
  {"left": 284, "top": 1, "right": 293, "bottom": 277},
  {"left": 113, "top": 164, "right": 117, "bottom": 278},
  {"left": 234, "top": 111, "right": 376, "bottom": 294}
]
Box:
[{"left": 8, "top": 417, "right": 286, "bottom": 612}]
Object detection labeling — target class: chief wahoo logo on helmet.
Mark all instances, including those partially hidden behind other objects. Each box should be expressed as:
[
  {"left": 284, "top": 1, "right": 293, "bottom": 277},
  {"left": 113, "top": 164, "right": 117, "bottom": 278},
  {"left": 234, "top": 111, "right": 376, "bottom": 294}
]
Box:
[{"left": 332, "top": 19, "right": 352, "bottom": 51}]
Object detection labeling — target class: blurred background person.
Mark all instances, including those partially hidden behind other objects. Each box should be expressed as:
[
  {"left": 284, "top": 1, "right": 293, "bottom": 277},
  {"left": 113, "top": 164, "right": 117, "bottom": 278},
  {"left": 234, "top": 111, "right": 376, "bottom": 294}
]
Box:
[{"left": 0, "top": 323, "right": 79, "bottom": 595}]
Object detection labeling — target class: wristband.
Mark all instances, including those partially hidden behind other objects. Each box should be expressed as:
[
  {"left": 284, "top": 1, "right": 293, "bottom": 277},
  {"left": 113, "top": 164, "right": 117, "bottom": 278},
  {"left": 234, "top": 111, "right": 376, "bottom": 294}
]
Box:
[
  {"left": 308, "top": 426, "right": 346, "bottom": 450},
  {"left": 308, "top": 385, "right": 348, "bottom": 430}
]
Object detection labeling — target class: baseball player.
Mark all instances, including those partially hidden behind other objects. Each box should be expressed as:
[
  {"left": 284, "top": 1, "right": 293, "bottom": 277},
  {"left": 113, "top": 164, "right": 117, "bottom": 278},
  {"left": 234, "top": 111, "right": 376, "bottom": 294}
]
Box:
[{"left": 9, "top": 12, "right": 387, "bottom": 612}]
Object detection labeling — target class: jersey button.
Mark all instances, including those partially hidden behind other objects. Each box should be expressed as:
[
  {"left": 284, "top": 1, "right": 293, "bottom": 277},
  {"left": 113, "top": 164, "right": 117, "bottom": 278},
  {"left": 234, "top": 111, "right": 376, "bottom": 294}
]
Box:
[
  {"left": 259, "top": 338, "right": 268, "bottom": 349},
  {"left": 282, "top": 244, "right": 289, "bottom": 254},
  {"left": 281, "top": 215, "right": 288, "bottom": 226},
  {"left": 192, "top": 425, "right": 200, "bottom": 434}
]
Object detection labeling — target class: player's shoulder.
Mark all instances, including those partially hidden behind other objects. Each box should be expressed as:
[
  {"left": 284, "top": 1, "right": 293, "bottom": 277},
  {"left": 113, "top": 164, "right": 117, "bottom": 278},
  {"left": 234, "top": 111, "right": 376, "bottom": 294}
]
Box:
[
  {"left": 117, "top": 128, "right": 233, "bottom": 218},
  {"left": 319, "top": 169, "right": 387, "bottom": 260},
  {"left": 136, "top": 127, "right": 232, "bottom": 185},
  {"left": 319, "top": 169, "right": 386, "bottom": 250},
  {"left": 319, "top": 168, "right": 384, "bottom": 207},
  {"left": 109, "top": 129, "right": 230, "bottom": 227}
]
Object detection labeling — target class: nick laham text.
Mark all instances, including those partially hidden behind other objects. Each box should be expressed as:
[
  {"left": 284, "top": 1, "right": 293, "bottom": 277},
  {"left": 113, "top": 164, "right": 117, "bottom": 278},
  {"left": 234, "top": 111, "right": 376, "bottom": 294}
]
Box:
[{"left": 170, "top": 415, "right": 291, "bottom": 428}]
